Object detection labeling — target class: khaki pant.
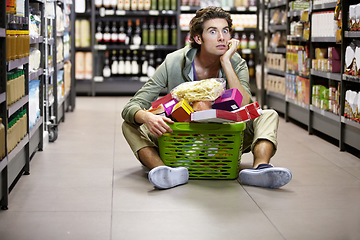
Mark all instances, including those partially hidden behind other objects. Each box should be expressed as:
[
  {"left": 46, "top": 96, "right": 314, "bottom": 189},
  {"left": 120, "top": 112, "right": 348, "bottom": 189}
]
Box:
[{"left": 122, "top": 109, "right": 279, "bottom": 160}]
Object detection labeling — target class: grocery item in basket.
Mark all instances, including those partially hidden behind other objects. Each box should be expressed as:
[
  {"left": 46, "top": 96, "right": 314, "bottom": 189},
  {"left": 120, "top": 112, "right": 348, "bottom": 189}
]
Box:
[
  {"left": 212, "top": 88, "right": 243, "bottom": 111},
  {"left": 171, "top": 100, "right": 194, "bottom": 122},
  {"left": 191, "top": 109, "right": 241, "bottom": 123},
  {"left": 147, "top": 104, "right": 165, "bottom": 115},
  {"left": 171, "top": 78, "right": 225, "bottom": 103},
  {"left": 192, "top": 101, "right": 212, "bottom": 111},
  {"left": 151, "top": 93, "right": 174, "bottom": 109},
  {"left": 233, "top": 102, "right": 263, "bottom": 122},
  {"left": 163, "top": 99, "right": 179, "bottom": 116}
]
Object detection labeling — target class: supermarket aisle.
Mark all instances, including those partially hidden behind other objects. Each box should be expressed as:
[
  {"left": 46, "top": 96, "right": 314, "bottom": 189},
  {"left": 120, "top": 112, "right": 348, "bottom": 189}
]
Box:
[{"left": 0, "top": 97, "right": 360, "bottom": 240}]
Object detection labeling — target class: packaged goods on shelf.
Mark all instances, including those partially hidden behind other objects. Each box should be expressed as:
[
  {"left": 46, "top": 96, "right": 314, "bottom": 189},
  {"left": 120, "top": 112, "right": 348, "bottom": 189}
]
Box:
[
  {"left": 311, "top": 11, "right": 337, "bottom": 38},
  {"left": 345, "top": 90, "right": 360, "bottom": 122},
  {"left": 64, "top": 61, "right": 72, "bottom": 93},
  {"left": 75, "top": 52, "right": 92, "bottom": 80},
  {"left": 7, "top": 110, "right": 27, "bottom": 153},
  {"left": 285, "top": 74, "right": 309, "bottom": 105},
  {"left": 265, "top": 74, "right": 286, "bottom": 95},
  {"left": 45, "top": 2, "right": 55, "bottom": 19},
  {"left": 6, "top": 70, "right": 26, "bottom": 107},
  {"left": 270, "top": 9, "right": 285, "bottom": 25},
  {"left": 313, "top": 0, "right": 337, "bottom": 5},
  {"left": 0, "top": 119, "right": 5, "bottom": 160},
  {"left": 312, "top": 84, "right": 340, "bottom": 114},
  {"left": 96, "top": 0, "right": 176, "bottom": 10},
  {"left": 289, "top": 1, "right": 310, "bottom": 11},
  {"left": 75, "top": 19, "right": 90, "bottom": 48},
  {"left": 56, "top": 37, "right": 64, "bottom": 63},
  {"left": 29, "top": 13, "right": 41, "bottom": 38},
  {"left": 312, "top": 47, "right": 341, "bottom": 73},
  {"left": 286, "top": 45, "right": 310, "bottom": 76},
  {"left": 269, "top": 32, "right": 286, "bottom": 48},
  {"left": 56, "top": 5, "right": 65, "bottom": 32},
  {"left": 57, "top": 70, "right": 64, "bottom": 103},
  {"left": 6, "top": 30, "right": 30, "bottom": 62},
  {"left": 63, "top": 32, "right": 70, "bottom": 60},
  {"left": 267, "top": 53, "right": 286, "bottom": 72},
  {"left": 29, "top": 80, "right": 40, "bottom": 130},
  {"left": 348, "top": 4, "right": 360, "bottom": 31},
  {"left": 344, "top": 40, "right": 360, "bottom": 76},
  {"left": 29, "top": 48, "right": 41, "bottom": 72}
]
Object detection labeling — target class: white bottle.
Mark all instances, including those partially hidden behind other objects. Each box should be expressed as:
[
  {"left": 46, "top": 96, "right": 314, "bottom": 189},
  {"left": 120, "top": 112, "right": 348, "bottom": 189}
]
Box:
[
  {"left": 124, "top": 0, "right": 131, "bottom": 10},
  {"left": 142, "top": 59, "right": 148, "bottom": 75},
  {"left": 138, "top": 0, "right": 144, "bottom": 10},
  {"left": 111, "top": 0, "right": 118, "bottom": 8},
  {"left": 131, "top": 0, "right": 138, "bottom": 10},
  {"left": 95, "top": 0, "right": 103, "bottom": 8},
  {"left": 118, "top": 51, "right": 125, "bottom": 74}
]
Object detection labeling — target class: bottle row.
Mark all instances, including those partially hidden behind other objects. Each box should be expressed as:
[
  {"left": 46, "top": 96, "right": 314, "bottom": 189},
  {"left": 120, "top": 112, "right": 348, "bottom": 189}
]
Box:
[
  {"left": 180, "top": 0, "right": 256, "bottom": 8},
  {"left": 6, "top": 0, "right": 25, "bottom": 17},
  {"left": 7, "top": 109, "right": 28, "bottom": 154},
  {"left": 6, "top": 69, "right": 26, "bottom": 107},
  {"left": 95, "top": 0, "right": 177, "bottom": 11},
  {"left": 6, "top": 30, "right": 30, "bottom": 62},
  {"left": 95, "top": 17, "right": 177, "bottom": 46},
  {"left": 0, "top": 118, "right": 5, "bottom": 160}
]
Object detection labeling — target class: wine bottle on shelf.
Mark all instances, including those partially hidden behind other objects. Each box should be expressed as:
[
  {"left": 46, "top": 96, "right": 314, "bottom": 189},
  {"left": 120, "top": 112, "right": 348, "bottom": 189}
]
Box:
[
  {"left": 95, "top": 0, "right": 103, "bottom": 8},
  {"left": 148, "top": 52, "right": 156, "bottom": 77},
  {"left": 124, "top": 0, "right": 131, "bottom": 10},
  {"left": 118, "top": 21, "right": 126, "bottom": 45},
  {"left": 144, "top": 0, "right": 151, "bottom": 10},
  {"left": 151, "top": 0, "right": 157, "bottom": 10},
  {"left": 156, "top": 18, "right": 163, "bottom": 45},
  {"left": 95, "top": 22, "right": 103, "bottom": 43},
  {"left": 125, "top": 50, "right": 132, "bottom": 75},
  {"left": 131, "top": 0, "right": 138, "bottom": 10},
  {"left": 111, "top": 21, "right": 118, "bottom": 43},
  {"left": 126, "top": 19, "right": 133, "bottom": 45},
  {"left": 158, "top": 0, "right": 164, "bottom": 10},
  {"left": 111, "top": 0, "right": 117, "bottom": 8},
  {"left": 171, "top": 18, "right": 177, "bottom": 46},
  {"left": 117, "top": 0, "right": 124, "bottom": 10},
  {"left": 164, "top": 0, "right": 170, "bottom": 10},
  {"left": 132, "top": 50, "right": 139, "bottom": 75},
  {"left": 103, "top": 21, "right": 111, "bottom": 43},
  {"left": 111, "top": 50, "right": 118, "bottom": 75},
  {"left": 163, "top": 17, "right": 169, "bottom": 45},
  {"left": 149, "top": 18, "right": 156, "bottom": 45},
  {"left": 118, "top": 50, "right": 125, "bottom": 75},
  {"left": 133, "top": 19, "right": 142, "bottom": 45},
  {"left": 138, "top": 0, "right": 144, "bottom": 10},
  {"left": 142, "top": 18, "right": 149, "bottom": 45},
  {"left": 103, "top": 0, "right": 111, "bottom": 8},
  {"left": 171, "top": 0, "right": 176, "bottom": 10},
  {"left": 141, "top": 51, "right": 148, "bottom": 76},
  {"left": 240, "top": 33, "right": 248, "bottom": 49},
  {"left": 248, "top": 32, "right": 256, "bottom": 49},
  {"left": 103, "top": 51, "right": 111, "bottom": 78},
  {"left": 248, "top": 54, "right": 255, "bottom": 79}
]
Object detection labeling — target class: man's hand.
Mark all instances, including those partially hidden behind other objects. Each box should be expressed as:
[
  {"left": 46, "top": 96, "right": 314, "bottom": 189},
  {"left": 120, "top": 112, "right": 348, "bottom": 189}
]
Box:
[
  {"left": 136, "top": 110, "right": 174, "bottom": 137},
  {"left": 220, "top": 39, "right": 240, "bottom": 64}
]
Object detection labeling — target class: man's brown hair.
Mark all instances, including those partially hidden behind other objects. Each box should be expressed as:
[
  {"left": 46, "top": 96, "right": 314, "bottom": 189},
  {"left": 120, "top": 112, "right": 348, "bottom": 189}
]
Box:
[{"left": 189, "top": 6, "right": 233, "bottom": 49}]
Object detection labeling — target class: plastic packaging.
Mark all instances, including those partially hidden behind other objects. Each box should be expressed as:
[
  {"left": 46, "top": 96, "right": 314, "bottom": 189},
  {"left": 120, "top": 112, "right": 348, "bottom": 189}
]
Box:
[{"left": 171, "top": 78, "right": 226, "bottom": 103}]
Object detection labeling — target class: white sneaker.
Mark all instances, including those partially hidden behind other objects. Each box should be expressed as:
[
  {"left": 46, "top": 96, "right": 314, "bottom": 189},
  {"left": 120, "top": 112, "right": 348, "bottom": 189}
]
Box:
[
  {"left": 148, "top": 166, "right": 189, "bottom": 190},
  {"left": 238, "top": 164, "right": 292, "bottom": 188}
]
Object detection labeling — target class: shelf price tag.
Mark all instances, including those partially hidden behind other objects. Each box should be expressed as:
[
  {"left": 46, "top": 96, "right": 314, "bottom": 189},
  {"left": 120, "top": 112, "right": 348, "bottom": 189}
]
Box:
[
  {"left": 95, "top": 45, "right": 107, "bottom": 50},
  {"left": 149, "top": 10, "right": 159, "bottom": 15},
  {"left": 94, "top": 76, "right": 104, "bottom": 82},
  {"left": 105, "top": 9, "right": 115, "bottom": 15},
  {"left": 130, "top": 45, "right": 140, "bottom": 50},
  {"left": 236, "top": 7, "right": 246, "bottom": 12},
  {"left": 116, "top": 10, "right": 126, "bottom": 15},
  {"left": 145, "top": 45, "right": 156, "bottom": 50},
  {"left": 223, "top": 7, "right": 231, "bottom": 11},
  {"left": 180, "top": 6, "right": 191, "bottom": 11},
  {"left": 249, "top": 6, "right": 257, "bottom": 12}
]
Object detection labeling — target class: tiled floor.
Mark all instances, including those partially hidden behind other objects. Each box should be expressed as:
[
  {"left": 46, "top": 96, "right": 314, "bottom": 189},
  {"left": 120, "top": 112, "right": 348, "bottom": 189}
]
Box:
[{"left": 1, "top": 96, "right": 360, "bottom": 240}]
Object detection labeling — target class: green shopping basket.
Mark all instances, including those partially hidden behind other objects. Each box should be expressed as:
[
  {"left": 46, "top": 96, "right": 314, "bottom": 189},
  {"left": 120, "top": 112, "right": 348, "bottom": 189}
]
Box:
[{"left": 158, "top": 122, "right": 246, "bottom": 179}]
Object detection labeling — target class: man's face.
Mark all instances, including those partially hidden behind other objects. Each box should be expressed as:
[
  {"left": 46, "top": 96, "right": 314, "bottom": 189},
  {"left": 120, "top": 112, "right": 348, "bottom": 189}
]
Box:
[{"left": 196, "top": 18, "right": 231, "bottom": 55}]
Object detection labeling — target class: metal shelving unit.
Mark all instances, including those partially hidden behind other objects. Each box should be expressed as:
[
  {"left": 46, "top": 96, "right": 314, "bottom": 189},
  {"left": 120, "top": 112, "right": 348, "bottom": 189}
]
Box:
[{"left": 263, "top": 0, "right": 360, "bottom": 153}]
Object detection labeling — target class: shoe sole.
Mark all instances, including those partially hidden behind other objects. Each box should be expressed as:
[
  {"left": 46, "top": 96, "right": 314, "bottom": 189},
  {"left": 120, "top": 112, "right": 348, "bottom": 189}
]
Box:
[
  {"left": 239, "top": 167, "right": 292, "bottom": 189},
  {"left": 148, "top": 166, "right": 189, "bottom": 190}
]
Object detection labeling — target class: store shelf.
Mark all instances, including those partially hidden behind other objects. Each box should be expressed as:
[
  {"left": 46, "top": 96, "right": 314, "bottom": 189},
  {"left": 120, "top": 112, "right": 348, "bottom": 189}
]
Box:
[
  {"left": 287, "top": 10, "right": 303, "bottom": 18},
  {"left": 94, "top": 44, "right": 178, "bottom": 51},
  {"left": 7, "top": 95, "right": 29, "bottom": 117},
  {"left": 97, "top": 9, "right": 177, "bottom": 17},
  {"left": 269, "top": 24, "right": 287, "bottom": 32},
  {"left": 29, "top": 68, "right": 43, "bottom": 81},
  {"left": 7, "top": 134, "right": 29, "bottom": 165},
  {"left": 312, "top": 1, "right": 337, "bottom": 10},
  {"left": 286, "top": 70, "right": 309, "bottom": 79},
  {"left": 267, "top": 68, "right": 286, "bottom": 77},
  {"left": 287, "top": 99, "right": 309, "bottom": 125},
  {"left": 0, "top": 157, "right": 7, "bottom": 172},
  {"left": 266, "top": 91, "right": 286, "bottom": 114},
  {"left": 342, "top": 116, "right": 360, "bottom": 150},
  {"left": 267, "top": 46, "right": 286, "bottom": 54},
  {"left": 29, "top": 117, "right": 43, "bottom": 139},
  {"left": 7, "top": 57, "right": 29, "bottom": 71},
  {"left": 341, "top": 116, "right": 360, "bottom": 129},
  {"left": 0, "top": 28, "right": 5, "bottom": 38},
  {"left": 268, "top": 0, "right": 287, "bottom": 8},
  {"left": 0, "top": 92, "right": 5, "bottom": 104},
  {"left": 342, "top": 74, "right": 360, "bottom": 83},
  {"left": 310, "top": 105, "right": 340, "bottom": 122},
  {"left": 344, "top": 31, "right": 360, "bottom": 38},
  {"left": 310, "top": 105, "right": 340, "bottom": 140},
  {"left": 180, "top": 6, "right": 257, "bottom": 12},
  {"left": 30, "top": 36, "right": 44, "bottom": 44},
  {"left": 311, "top": 36, "right": 336, "bottom": 43},
  {"left": 287, "top": 35, "right": 308, "bottom": 42},
  {"left": 311, "top": 69, "right": 341, "bottom": 81}
]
